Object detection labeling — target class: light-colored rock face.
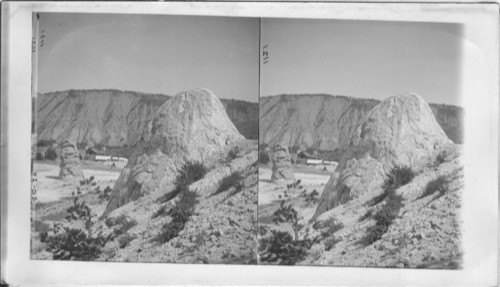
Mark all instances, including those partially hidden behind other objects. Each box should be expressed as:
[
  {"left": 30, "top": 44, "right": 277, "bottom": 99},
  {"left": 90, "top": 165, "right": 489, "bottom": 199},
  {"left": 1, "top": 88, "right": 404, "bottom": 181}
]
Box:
[
  {"left": 271, "top": 144, "right": 295, "bottom": 184},
  {"left": 349, "top": 93, "right": 452, "bottom": 167},
  {"left": 259, "top": 94, "right": 463, "bottom": 151},
  {"left": 102, "top": 88, "right": 243, "bottom": 217},
  {"left": 313, "top": 93, "right": 451, "bottom": 219},
  {"left": 58, "top": 141, "right": 84, "bottom": 181}
]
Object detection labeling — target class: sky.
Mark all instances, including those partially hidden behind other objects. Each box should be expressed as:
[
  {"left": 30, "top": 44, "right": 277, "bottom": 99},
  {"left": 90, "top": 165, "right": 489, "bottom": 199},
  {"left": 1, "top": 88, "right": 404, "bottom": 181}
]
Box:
[
  {"left": 261, "top": 19, "right": 463, "bottom": 106},
  {"left": 37, "top": 13, "right": 259, "bottom": 102}
]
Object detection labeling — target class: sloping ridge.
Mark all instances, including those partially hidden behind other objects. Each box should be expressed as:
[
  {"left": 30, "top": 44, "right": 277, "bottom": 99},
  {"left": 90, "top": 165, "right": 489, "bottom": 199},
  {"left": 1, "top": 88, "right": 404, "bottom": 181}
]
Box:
[
  {"left": 313, "top": 93, "right": 452, "bottom": 220},
  {"left": 259, "top": 94, "right": 463, "bottom": 151},
  {"left": 36, "top": 89, "right": 258, "bottom": 146},
  {"left": 102, "top": 88, "right": 243, "bottom": 217}
]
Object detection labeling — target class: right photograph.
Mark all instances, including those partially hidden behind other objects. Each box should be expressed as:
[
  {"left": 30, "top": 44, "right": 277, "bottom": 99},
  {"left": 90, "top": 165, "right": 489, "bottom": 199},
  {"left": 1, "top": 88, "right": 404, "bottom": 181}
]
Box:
[{"left": 258, "top": 19, "right": 465, "bottom": 268}]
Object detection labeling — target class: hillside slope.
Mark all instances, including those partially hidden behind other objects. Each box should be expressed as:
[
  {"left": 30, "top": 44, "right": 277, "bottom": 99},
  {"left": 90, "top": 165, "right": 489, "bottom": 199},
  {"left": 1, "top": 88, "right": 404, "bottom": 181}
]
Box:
[
  {"left": 259, "top": 94, "right": 463, "bottom": 151},
  {"left": 35, "top": 89, "right": 258, "bottom": 146}
]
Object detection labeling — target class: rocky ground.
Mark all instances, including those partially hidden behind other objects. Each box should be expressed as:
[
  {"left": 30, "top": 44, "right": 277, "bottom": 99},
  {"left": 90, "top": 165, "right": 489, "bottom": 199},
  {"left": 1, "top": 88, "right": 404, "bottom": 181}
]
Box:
[
  {"left": 32, "top": 139, "right": 258, "bottom": 264},
  {"left": 258, "top": 164, "right": 332, "bottom": 246},
  {"left": 300, "top": 144, "right": 463, "bottom": 268}
]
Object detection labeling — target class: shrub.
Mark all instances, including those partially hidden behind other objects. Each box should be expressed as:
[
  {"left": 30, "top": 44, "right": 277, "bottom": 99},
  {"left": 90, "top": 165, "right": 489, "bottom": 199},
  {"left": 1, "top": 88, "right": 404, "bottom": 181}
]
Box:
[
  {"left": 228, "top": 147, "right": 239, "bottom": 160},
  {"left": 324, "top": 236, "right": 341, "bottom": 251},
  {"left": 113, "top": 215, "right": 137, "bottom": 236},
  {"left": 360, "top": 167, "right": 409, "bottom": 246},
  {"left": 434, "top": 151, "right": 447, "bottom": 166},
  {"left": 151, "top": 205, "right": 167, "bottom": 219},
  {"left": 157, "top": 162, "right": 207, "bottom": 203},
  {"left": 98, "top": 186, "right": 112, "bottom": 202},
  {"left": 44, "top": 227, "right": 108, "bottom": 260},
  {"left": 45, "top": 148, "right": 58, "bottom": 161},
  {"left": 42, "top": 198, "right": 110, "bottom": 260},
  {"left": 358, "top": 209, "right": 373, "bottom": 222},
  {"left": 212, "top": 171, "right": 243, "bottom": 197},
  {"left": 118, "top": 233, "right": 137, "bottom": 249},
  {"left": 273, "top": 201, "right": 301, "bottom": 241},
  {"left": 305, "top": 189, "right": 319, "bottom": 204},
  {"left": 419, "top": 175, "right": 449, "bottom": 199},
  {"left": 367, "top": 166, "right": 415, "bottom": 207},
  {"left": 320, "top": 218, "right": 344, "bottom": 238},
  {"left": 153, "top": 187, "right": 198, "bottom": 244},
  {"left": 384, "top": 166, "right": 415, "bottom": 190},
  {"left": 359, "top": 187, "right": 403, "bottom": 246},
  {"left": 258, "top": 230, "right": 316, "bottom": 265},
  {"left": 259, "top": 151, "right": 270, "bottom": 164}
]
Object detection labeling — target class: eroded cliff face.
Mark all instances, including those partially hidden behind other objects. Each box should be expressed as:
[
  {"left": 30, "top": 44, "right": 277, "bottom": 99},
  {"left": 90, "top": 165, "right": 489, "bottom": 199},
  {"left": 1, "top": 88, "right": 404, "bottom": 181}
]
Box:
[
  {"left": 36, "top": 90, "right": 167, "bottom": 147},
  {"left": 259, "top": 94, "right": 463, "bottom": 151},
  {"left": 35, "top": 90, "right": 258, "bottom": 147}
]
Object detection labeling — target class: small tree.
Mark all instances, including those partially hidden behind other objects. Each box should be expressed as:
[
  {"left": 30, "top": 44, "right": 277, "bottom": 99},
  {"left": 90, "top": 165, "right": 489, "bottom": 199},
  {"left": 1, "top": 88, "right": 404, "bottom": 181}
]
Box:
[
  {"left": 41, "top": 198, "right": 110, "bottom": 260},
  {"left": 273, "top": 201, "right": 301, "bottom": 241}
]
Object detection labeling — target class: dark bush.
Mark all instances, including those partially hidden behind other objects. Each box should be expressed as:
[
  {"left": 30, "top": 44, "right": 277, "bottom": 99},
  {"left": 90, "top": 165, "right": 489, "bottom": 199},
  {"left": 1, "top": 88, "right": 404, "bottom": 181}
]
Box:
[
  {"left": 367, "top": 166, "right": 415, "bottom": 207},
  {"left": 157, "top": 162, "right": 207, "bottom": 204},
  {"left": 212, "top": 171, "right": 243, "bottom": 197},
  {"left": 358, "top": 209, "right": 373, "bottom": 222},
  {"left": 319, "top": 218, "right": 344, "bottom": 238},
  {"left": 44, "top": 227, "right": 107, "bottom": 260},
  {"left": 259, "top": 151, "right": 270, "bottom": 164},
  {"left": 99, "top": 186, "right": 112, "bottom": 202},
  {"left": 178, "top": 162, "right": 207, "bottom": 186},
  {"left": 434, "top": 151, "right": 447, "bottom": 166},
  {"left": 42, "top": 198, "right": 110, "bottom": 260},
  {"left": 419, "top": 175, "right": 449, "bottom": 199},
  {"left": 360, "top": 167, "right": 409, "bottom": 246},
  {"left": 151, "top": 205, "right": 167, "bottom": 219},
  {"left": 273, "top": 201, "right": 300, "bottom": 241},
  {"left": 153, "top": 187, "right": 198, "bottom": 244},
  {"left": 258, "top": 230, "right": 315, "bottom": 265},
  {"left": 383, "top": 166, "right": 415, "bottom": 190},
  {"left": 45, "top": 148, "right": 58, "bottom": 161},
  {"left": 113, "top": 215, "right": 137, "bottom": 236},
  {"left": 228, "top": 147, "right": 239, "bottom": 160},
  {"left": 359, "top": 187, "right": 403, "bottom": 246},
  {"left": 324, "top": 236, "right": 341, "bottom": 251},
  {"left": 118, "top": 233, "right": 137, "bottom": 249}
]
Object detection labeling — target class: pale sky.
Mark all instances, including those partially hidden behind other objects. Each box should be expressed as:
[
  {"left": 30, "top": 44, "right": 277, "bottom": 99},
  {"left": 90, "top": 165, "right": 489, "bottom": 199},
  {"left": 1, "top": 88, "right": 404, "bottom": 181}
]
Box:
[
  {"left": 37, "top": 13, "right": 259, "bottom": 102},
  {"left": 261, "top": 19, "right": 463, "bottom": 106}
]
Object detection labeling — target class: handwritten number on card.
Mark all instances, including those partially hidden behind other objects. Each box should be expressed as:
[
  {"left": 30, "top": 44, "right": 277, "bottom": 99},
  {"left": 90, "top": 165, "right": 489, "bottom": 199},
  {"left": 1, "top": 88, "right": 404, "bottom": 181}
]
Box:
[
  {"left": 40, "top": 29, "right": 45, "bottom": 48},
  {"left": 262, "top": 45, "right": 269, "bottom": 65}
]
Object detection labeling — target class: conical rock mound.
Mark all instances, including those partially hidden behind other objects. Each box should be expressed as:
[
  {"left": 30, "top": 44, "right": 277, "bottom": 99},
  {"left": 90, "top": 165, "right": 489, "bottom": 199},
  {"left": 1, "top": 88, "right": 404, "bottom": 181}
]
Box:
[
  {"left": 313, "top": 93, "right": 451, "bottom": 219},
  {"left": 102, "top": 88, "right": 243, "bottom": 217}
]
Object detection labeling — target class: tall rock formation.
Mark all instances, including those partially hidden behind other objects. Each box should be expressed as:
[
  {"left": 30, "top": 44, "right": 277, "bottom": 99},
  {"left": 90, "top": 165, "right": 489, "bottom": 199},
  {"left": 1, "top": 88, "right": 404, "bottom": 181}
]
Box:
[
  {"left": 259, "top": 94, "right": 463, "bottom": 151},
  {"left": 313, "top": 93, "right": 452, "bottom": 219},
  {"left": 59, "top": 141, "right": 84, "bottom": 181},
  {"left": 271, "top": 144, "right": 296, "bottom": 184},
  {"left": 102, "top": 88, "right": 243, "bottom": 217}
]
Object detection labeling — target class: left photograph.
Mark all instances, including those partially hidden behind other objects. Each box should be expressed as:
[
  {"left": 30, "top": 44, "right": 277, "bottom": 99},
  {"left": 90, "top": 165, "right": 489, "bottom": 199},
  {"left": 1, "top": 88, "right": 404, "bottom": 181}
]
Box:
[{"left": 30, "top": 13, "right": 259, "bottom": 264}]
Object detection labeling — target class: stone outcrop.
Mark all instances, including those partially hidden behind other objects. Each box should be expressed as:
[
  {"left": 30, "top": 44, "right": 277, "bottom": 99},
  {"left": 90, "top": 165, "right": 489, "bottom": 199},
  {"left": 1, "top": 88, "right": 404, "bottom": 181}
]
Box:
[
  {"left": 313, "top": 93, "right": 452, "bottom": 220},
  {"left": 102, "top": 88, "right": 243, "bottom": 217},
  {"left": 271, "top": 144, "right": 295, "bottom": 184},
  {"left": 58, "top": 141, "right": 84, "bottom": 181}
]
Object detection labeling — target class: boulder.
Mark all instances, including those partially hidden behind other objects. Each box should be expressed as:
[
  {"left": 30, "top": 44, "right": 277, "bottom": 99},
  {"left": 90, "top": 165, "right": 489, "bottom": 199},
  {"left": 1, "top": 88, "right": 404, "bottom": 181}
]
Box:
[
  {"left": 58, "top": 141, "right": 84, "bottom": 181},
  {"left": 271, "top": 144, "right": 296, "bottom": 184},
  {"left": 313, "top": 93, "right": 452, "bottom": 220},
  {"left": 102, "top": 88, "right": 243, "bottom": 217}
]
